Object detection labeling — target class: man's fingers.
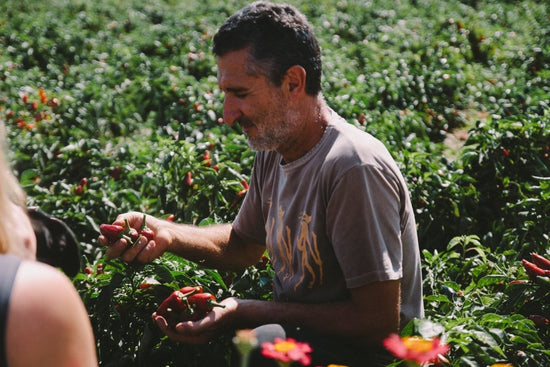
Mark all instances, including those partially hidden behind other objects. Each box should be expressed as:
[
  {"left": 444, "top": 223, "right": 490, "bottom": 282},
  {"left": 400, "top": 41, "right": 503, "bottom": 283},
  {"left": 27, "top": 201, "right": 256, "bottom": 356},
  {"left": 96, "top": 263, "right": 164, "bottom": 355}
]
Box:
[
  {"left": 104, "top": 238, "right": 130, "bottom": 259},
  {"left": 136, "top": 240, "right": 159, "bottom": 263},
  {"left": 152, "top": 313, "right": 213, "bottom": 344},
  {"left": 121, "top": 236, "right": 148, "bottom": 262}
]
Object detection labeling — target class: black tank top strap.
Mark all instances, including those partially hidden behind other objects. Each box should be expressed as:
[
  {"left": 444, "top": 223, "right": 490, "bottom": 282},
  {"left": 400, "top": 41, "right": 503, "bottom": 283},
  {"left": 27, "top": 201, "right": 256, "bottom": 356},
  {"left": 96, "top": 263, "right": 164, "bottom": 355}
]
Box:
[{"left": 0, "top": 254, "right": 22, "bottom": 367}]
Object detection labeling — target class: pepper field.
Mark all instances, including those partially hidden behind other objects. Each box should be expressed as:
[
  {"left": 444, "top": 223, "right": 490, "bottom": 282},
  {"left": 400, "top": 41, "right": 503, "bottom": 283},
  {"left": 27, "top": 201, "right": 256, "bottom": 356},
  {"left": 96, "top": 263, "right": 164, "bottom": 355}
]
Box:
[{"left": 1, "top": 0, "right": 549, "bottom": 365}]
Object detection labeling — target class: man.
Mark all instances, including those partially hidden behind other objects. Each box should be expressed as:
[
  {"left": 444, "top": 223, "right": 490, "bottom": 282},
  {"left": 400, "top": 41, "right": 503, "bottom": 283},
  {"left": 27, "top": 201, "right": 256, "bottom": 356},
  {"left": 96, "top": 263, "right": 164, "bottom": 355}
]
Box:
[{"left": 99, "top": 2, "right": 424, "bottom": 365}]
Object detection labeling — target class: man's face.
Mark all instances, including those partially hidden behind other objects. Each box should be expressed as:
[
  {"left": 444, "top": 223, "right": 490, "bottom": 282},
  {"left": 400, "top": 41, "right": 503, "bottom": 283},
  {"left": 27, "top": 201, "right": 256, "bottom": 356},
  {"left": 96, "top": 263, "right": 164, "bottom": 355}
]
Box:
[{"left": 217, "top": 49, "right": 300, "bottom": 151}]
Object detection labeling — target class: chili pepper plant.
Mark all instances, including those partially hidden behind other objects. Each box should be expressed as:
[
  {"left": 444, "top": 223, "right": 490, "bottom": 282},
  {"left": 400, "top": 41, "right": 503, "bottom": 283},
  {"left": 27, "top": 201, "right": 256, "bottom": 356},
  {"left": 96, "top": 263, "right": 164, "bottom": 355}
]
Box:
[{"left": 2, "top": 0, "right": 549, "bottom": 366}]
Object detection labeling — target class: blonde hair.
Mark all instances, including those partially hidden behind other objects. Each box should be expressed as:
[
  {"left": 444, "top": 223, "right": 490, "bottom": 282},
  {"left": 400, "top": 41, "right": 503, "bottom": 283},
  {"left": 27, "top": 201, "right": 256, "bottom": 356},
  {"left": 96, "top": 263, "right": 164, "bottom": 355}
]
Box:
[{"left": 0, "top": 123, "right": 28, "bottom": 254}]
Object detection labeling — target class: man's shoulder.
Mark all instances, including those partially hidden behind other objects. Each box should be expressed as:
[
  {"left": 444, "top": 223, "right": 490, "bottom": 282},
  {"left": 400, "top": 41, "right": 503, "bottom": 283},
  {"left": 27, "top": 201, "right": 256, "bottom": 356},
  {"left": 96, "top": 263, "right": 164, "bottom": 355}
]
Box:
[{"left": 328, "top": 117, "right": 392, "bottom": 166}]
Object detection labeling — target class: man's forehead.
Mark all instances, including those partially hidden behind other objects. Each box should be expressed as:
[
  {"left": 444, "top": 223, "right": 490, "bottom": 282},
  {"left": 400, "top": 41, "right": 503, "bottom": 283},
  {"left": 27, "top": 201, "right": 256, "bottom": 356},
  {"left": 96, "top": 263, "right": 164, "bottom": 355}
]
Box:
[{"left": 217, "top": 51, "right": 263, "bottom": 89}]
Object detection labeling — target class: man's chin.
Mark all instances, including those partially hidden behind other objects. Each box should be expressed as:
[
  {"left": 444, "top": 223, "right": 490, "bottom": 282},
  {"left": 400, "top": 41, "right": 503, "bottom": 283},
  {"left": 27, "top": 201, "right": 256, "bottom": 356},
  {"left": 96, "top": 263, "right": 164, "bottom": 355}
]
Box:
[{"left": 247, "top": 139, "right": 275, "bottom": 152}]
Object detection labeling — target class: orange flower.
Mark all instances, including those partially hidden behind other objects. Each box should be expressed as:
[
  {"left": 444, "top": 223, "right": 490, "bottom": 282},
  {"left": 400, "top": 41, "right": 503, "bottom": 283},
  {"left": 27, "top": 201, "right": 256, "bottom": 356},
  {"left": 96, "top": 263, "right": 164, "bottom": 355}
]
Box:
[
  {"left": 383, "top": 333, "right": 450, "bottom": 365},
  {"left": 261, "top": 337, "right": 312, "bottom": 366},
  {"left": 490, "top": 364, "right": 513, "bottom": 367}
]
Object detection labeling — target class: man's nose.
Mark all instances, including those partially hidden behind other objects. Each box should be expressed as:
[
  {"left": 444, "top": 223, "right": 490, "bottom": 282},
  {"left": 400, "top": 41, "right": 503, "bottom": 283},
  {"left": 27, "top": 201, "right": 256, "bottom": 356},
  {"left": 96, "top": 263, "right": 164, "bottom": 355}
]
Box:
[{"left": 222, "top": 97, "right": 242, "bottom": 126}]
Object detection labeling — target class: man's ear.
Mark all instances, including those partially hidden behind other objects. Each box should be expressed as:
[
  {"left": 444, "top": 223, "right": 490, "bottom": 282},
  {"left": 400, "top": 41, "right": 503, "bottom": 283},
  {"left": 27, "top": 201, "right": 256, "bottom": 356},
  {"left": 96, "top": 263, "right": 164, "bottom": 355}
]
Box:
[{"left": 284, "top": 65, "right": 307, "bottom": 98}]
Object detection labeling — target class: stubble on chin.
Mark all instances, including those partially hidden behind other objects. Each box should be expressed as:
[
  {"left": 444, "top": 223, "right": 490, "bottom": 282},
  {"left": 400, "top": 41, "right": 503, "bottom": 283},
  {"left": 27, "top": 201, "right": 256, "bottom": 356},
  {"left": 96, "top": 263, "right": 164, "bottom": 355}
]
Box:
[{"left": 246, "top": 115, "right": 301, "bottom": 152}]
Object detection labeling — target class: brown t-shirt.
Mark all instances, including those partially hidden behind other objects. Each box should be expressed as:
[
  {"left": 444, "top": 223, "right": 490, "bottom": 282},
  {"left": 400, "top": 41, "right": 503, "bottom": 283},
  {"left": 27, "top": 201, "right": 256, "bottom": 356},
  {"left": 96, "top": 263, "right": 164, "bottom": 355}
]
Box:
[{"left": 233, "top": 113, "right": 424, "bottom": 328}]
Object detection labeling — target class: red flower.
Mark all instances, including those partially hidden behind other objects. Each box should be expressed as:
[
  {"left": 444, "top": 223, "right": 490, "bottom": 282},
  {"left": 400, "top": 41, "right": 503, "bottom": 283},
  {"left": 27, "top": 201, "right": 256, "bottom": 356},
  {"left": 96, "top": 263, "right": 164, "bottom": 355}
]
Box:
[
  {"left": 383, "top": 333, "right": 449, "bottom": 365},
  {"left": 261, "top": 337, "right": 312, "bottom": 366}
]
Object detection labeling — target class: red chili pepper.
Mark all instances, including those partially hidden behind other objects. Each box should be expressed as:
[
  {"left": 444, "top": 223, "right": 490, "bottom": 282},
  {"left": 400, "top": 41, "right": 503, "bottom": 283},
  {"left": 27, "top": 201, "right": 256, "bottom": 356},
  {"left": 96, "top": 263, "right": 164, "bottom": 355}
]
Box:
[
  {"left": 139, "top": 214, "right": 155, "bottom": 241},
  {"left": 203, "top": 150, "right": 211, "bottom": 167},
  {"left": 156, "top": 286, "right": 205, "bottom": 326},
  {"left": 187, "top": 292, "right": 225, "bottom": 313},
  {"left": 156, "top": 290, "right": 187, "bottom": 316},
  {"left": 185, "top": 171, "right": 193, "bottom": 186},
  {"left": 140, "top": 228, "right": 154, "bottom": 241},
  {"left": 522, "top": 259, "right": 550, "bottom": 279},
  {"left": 123, "top": 218, "right": 140, "bottom": 244},
  {"left": 74, "top": 184, "right": 83, "bottom": 196},
  {"left": 100, "top": 224, "right": 125, "bottom": 242},
  {"left": 179, "top": 285, "right": 203, "bottom": 294},
  {"left": 139, "top": 282, "right": 153, "bottom": 290},
  {"left": 128, "top": 227, "right": 139, "bottom": 242},
  {"left": 39, "top": 88, "right": 47, "bottom": 104},
  {"left": 531, "top": 253, "right": 550, "bottom": 270}
]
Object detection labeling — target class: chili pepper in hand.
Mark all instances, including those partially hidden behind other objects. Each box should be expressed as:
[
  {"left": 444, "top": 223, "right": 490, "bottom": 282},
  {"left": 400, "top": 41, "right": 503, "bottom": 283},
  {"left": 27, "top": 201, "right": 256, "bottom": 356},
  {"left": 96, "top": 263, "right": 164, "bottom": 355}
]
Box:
[
  {"left": 156, "top": 290, "right": 188, "bottom": 326},
  {"left": 531, "top": 253, "right": 550, "bottom": 270},
  {"left": 100, "top": 224, "right": 125, "bottom": 243},
  {"left": 179, "top": 285, "right": 203, "bottom": 294},
  {"left": 156, "top": 286, "right": 204, "bottom": 326},
  {"left": 188, "top": 292, "right": 226, "bottom": 313},
  {"left": 157, "top": 291, "right": 187, "bottom": 315},
  {"left": 139, "top": 228, "right": 154, "bottom": 241},
  {"left": 120, "top": 218, "right": 140, "bottom": 245},
  {"left": 522, "top": 259, "right": 550, "bottom": 279},
  {"left": 138, "top": 214, "right": 155, "bottom": 241}
]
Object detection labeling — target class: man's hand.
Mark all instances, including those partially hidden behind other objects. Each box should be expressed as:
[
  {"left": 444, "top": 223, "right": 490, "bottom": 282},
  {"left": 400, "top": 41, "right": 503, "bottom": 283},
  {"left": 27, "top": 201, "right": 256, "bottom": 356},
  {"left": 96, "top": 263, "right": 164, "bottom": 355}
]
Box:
[
  {"left": 152, "top": 297, "right": 239, "bottom": 344},
  {"left": 98, "top": 211, "right": 172, "bottom": 263}
]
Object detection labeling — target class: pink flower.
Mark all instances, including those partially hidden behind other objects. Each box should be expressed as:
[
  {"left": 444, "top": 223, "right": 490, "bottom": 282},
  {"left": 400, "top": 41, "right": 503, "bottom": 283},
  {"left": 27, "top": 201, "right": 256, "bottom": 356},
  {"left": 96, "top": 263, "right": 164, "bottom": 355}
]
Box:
[
  {"left": 261, "top": 337, "right": 312, "bottom": 366},
  {"left": 383, "top": 333, "right": 450, "bottom": 365}
]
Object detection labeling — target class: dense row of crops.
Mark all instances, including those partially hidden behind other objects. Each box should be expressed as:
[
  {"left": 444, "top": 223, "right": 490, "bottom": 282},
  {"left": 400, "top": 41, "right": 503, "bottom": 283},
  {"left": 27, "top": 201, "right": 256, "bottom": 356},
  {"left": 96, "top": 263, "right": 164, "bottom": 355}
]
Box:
[{"left": 1, "top": 0, "right": 549, "bottom": 365}]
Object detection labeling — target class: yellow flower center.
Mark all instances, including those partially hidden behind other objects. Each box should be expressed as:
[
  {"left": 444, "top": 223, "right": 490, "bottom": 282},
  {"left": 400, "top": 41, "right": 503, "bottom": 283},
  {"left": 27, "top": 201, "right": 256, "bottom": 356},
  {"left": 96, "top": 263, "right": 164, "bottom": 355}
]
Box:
[
  {"left": 274, "top": 341, "right": 297, "bottom": 353},
  {"left": 402, "top": 336, "right": 433, "bottom": 353}
]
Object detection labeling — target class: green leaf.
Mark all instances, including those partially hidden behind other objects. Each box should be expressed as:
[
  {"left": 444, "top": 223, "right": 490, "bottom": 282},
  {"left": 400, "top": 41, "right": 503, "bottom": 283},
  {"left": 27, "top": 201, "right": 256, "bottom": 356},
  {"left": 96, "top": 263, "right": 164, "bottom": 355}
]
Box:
[{"left": 476, "top": 275, "right": 508, "bottom": 288}]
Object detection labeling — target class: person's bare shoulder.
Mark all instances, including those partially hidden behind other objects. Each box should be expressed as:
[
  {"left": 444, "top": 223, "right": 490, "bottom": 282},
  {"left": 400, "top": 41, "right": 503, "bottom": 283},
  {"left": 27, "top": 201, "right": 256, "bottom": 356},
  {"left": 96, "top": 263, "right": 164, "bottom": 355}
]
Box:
[{"left": 6, "top": 260, "right": 98, "bottom": 367}]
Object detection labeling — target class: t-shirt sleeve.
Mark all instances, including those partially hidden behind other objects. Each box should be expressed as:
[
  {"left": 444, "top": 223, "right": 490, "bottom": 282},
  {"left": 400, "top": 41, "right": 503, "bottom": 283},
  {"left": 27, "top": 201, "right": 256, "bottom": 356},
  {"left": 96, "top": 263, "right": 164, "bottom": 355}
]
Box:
[
  {"left": 232, "top": 159, "right": 267, "bottom": 245},
  {"left": 326, "top": 163, "right": 404, "bottom": 289}
]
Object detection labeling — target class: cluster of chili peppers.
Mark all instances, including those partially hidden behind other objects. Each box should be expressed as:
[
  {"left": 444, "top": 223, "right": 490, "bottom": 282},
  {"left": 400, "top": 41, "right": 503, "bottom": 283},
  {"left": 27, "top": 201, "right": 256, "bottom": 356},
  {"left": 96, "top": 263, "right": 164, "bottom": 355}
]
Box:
[
  {"left": 99, "top": 214, "right": 155, "bottom": 246},
  {"left": 156, "top": 285, "right": 225, "bottom": 327},
  {"left": 521, "top": 253, "right": 550, "bottom": 328},
  {"left": 522, "top": 253, "right": 550, "bottom": 281}
]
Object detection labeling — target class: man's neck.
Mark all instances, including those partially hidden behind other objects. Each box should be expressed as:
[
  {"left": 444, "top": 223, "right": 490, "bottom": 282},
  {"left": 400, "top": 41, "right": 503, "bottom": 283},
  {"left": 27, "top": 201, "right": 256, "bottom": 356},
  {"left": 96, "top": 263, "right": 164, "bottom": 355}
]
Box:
[{"left": 278, "top": 96, "right": 330, "bottom": 163}]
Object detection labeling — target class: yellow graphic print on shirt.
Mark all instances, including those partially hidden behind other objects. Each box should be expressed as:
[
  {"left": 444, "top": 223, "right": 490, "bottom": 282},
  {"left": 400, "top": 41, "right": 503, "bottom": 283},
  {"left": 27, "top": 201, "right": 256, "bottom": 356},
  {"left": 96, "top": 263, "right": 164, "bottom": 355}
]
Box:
[{"left": 267, "top": 206, "right": 324, "bottom": 291}]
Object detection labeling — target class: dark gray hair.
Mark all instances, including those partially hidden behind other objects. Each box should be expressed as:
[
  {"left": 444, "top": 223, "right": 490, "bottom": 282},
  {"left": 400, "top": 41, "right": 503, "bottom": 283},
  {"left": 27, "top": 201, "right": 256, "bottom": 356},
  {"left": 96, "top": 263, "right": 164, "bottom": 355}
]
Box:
[{"left": 212, "top": 1, "right": 322, "bottom": 96}]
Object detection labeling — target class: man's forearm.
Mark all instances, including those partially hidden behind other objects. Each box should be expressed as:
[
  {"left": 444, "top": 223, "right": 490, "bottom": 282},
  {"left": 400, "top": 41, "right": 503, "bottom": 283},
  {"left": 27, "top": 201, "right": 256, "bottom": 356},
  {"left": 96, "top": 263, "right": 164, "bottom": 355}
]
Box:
[
  {"left": 166, "top": 223, "right": 264, "bottom": 271},
  {"left": 233, "top": 296, "right": 398, "bottom": 346}
]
